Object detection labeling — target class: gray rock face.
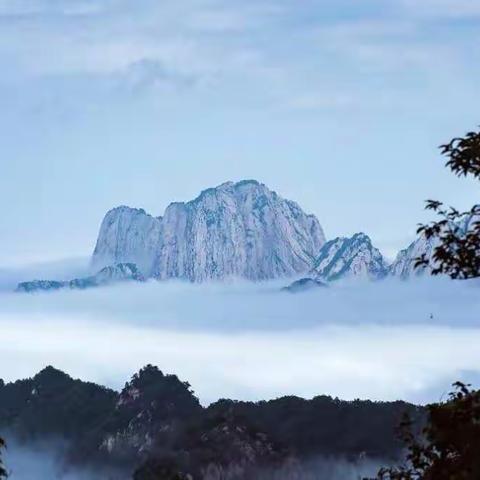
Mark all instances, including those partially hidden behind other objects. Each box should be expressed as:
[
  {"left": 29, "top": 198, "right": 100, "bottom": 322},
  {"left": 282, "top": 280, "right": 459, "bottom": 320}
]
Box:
[
  {"left": 389, "top": 210, "right": 480, "bottom": 279},
  {"left": 389, "top": 235, "right": 438, "bottom": 279},
  {"left": 16, "top": 263, "right": 145, "bottom": 293},
  {"left": 283, "top": 277, "right": 328, "bottom": 293},
  {"left": 91, "top": 207, "right": 162, "bottom": 276},
  {"left": 310, "top": 233, "right": 389, "bottom": 282},
  {"left": 16, "top": 280, "right": 66, "bottom": 293},
  {"left": 92, "top": 180, "right": 326, "bottom": 282}
]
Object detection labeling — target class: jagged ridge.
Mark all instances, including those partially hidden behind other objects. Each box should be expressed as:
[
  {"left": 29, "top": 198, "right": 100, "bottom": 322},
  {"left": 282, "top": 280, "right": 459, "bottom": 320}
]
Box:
[
  {"left": 92, "top": 180, "right": 326, "bottom": 282},
  {"left": 311, "top": 232, "right": 389, "bottom": 281}
]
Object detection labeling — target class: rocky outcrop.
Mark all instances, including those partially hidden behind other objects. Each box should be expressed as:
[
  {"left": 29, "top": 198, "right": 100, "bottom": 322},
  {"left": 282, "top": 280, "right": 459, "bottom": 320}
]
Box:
[
  {"left": 283, "top": 277, "right": 328, "bottom": 293},
  {"left": 100, "top": 365, "right": 202, "bottom": 462},
  {"left": 283, "top": 233, "right": 389, "bottom": 289}
]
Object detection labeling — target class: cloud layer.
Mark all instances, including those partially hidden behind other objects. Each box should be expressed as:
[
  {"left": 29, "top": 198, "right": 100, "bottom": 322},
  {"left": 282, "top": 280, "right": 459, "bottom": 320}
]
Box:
[{"left": 1, "top": 278, "right": 479, "bottom": 405}]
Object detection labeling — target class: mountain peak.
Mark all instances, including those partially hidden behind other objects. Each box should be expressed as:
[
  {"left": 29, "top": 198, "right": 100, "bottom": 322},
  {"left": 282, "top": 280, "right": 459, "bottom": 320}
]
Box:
[
  {"left": 106, "top": 205, "right": 149, "bottom": 217},
  {"left": 216, "top": 179, "right": 261, "bottom": 189},
  {"left": 92, "top": 180, "right": 326, "bottom": 282},
  {"left": 34, "top": 365, "right": 71, "bottom": 381},
  {"left": 351, "top": 232, "right": 370, "bottom": 241},
  {"left": 190, "top": 179, "right": 267, "bottom": 204},
  {"left": 32, "top": 366, "right": 74, "bottom": 392},
  {"left": 116, "top": 365, "right": 201, "bottom": 424},
  {"left": 311, "top": 233, "right": 388, "bottom": 282}
]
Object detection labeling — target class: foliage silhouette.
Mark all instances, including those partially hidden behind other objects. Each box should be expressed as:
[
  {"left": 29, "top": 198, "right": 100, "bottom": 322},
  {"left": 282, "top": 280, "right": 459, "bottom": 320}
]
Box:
[
  {"left": 376, "top": 383, "right": 480, "bottom": 480},
  {"left": 376, "top": 128, "right": 480, "bottom": 480},
  {"left": 0, "top": 436, "right": 6, "bottom": 479},
  {"left": 415, "top": 128, "right": 480, "bottom": 279}
]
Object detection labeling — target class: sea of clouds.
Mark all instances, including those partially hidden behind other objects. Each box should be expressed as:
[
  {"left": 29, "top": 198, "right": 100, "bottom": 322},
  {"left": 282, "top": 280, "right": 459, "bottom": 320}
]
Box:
[
  {"left": 0, "top": 272, "right": 479, "bottom": 405},
  {"left": 1, "top": 269, "right": 479, "bottom": 478}
]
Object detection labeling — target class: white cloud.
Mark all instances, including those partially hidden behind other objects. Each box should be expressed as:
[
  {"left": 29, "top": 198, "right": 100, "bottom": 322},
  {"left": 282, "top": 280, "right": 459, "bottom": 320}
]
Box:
[
  {"left": 286, "top": 92, "right": 356, "bottom": 111},
  {"left": 0, "top": 0, "right": 276, "bottom": 81},
  {"left": 0, "top": 0, "right": 477, "bottom": 110},
  {"left": 311, "top": 18, "right": 454, "bottom": 75},
  {"left": 0, "top": 0, "right": 110, "bottom": 17},
  {"left": 401, "top": 0, "right": 480, "bottom": 18},
  {"left": 1, "top": 279, "right": 479, "bottom": 405}
]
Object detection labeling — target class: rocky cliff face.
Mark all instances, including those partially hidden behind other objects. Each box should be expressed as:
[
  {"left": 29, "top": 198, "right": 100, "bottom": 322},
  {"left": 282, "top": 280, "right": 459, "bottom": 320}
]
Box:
[
  {"left": 310, "top": 233, "right": 389, "bottom": 282},
  {"left": 389, "top": 210, "right": 480, "bottom": 279},
  {"left": 389, "top": 235, "right": 438, "bottom": 279},
  {"left": 92, "top": 207, "right": 162, "bottom": 277},
  {"left": 92, "top": 181, "right": 326, "bottom": 282}
]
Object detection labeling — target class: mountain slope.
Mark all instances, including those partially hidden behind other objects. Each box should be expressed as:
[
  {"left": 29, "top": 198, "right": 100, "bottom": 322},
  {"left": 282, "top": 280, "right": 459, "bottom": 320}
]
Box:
[
  {"left": 283, "top": 277, "right": 328, "bottom": 293},
  {"left": 390, "top": 210, "right": 480, "bottom": 278},
  {"left": 0, "top": 366, "right": 117, "bottom": 442},
  {"left": 310, "top": 233, "right": 389, "bottom": 282},
  {"left": 389, "top": 235, "right": 438, "bottom": 279},
  {"left": 0, "top": 366, "right": 422, "bottom": 479},
  {"left": 92, "top": 180, "right": 326, "bottom": 282},
  {"left": 16, "top": 263, "right": 145, "bottom": 293}
]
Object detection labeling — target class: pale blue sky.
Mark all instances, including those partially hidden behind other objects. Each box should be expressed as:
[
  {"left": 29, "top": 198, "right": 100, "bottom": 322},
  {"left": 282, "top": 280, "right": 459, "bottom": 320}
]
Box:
[{"left": 1, "top": 0, "right": 479, "bottom": 266}]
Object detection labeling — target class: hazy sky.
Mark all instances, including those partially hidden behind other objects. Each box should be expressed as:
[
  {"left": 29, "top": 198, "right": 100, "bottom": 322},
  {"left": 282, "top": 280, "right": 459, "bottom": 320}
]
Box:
[{"left": 1, "top": 0, "right": 479, "bottom": 266}]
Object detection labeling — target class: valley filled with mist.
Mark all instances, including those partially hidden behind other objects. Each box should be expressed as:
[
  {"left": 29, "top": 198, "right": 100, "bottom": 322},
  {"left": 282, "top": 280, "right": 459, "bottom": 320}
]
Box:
[{"left": 1, "top": 276, "right": 479, "bottom": 404}]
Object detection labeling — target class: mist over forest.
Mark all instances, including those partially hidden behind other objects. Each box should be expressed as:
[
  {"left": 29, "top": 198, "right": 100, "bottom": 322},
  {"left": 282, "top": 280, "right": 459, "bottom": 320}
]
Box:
[
  {"left": 4, "top": 440, "right": 383, "bottom": 480},
  {"left": 0, "top": 275, "right": 479, "bottom": 405}
]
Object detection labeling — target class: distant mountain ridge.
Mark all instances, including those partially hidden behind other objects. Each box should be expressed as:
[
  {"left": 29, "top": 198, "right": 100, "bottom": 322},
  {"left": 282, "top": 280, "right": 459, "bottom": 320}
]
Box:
[
  {"left": 283, "top": 229, "right": 450, "bottom": 291},
  {"left": 14, "top": 229, "right": 447, "bottom": 293},
  {"left": 92, "top": 180, "right": 326, "bottom": 282},
  {"left": 90, "top": 179, "right": 451, "bottom": 286},
  {"left": 16, "top": 263, "right": 145, "bottom": 293},
  {"left": 15, "top": 180, "right": 472, "bottom": 291},
  {"left": 284, "top": 232, "right": 389, "bottom": 290}
]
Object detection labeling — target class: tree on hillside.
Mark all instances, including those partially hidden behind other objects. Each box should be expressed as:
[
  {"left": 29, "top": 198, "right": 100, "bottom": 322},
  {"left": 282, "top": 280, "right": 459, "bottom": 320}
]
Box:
[
  {"left": 376, "top": 383, "right": 480, "bottom": 480},
  {"left": 415, "top": 128, "right": 480, "bottom": 279},
  {"left": 0, "top": 437, "right": 7, "bottom": 479},
  {"left": 374, "top": 128, "right": 480, "bottom": 480}
]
